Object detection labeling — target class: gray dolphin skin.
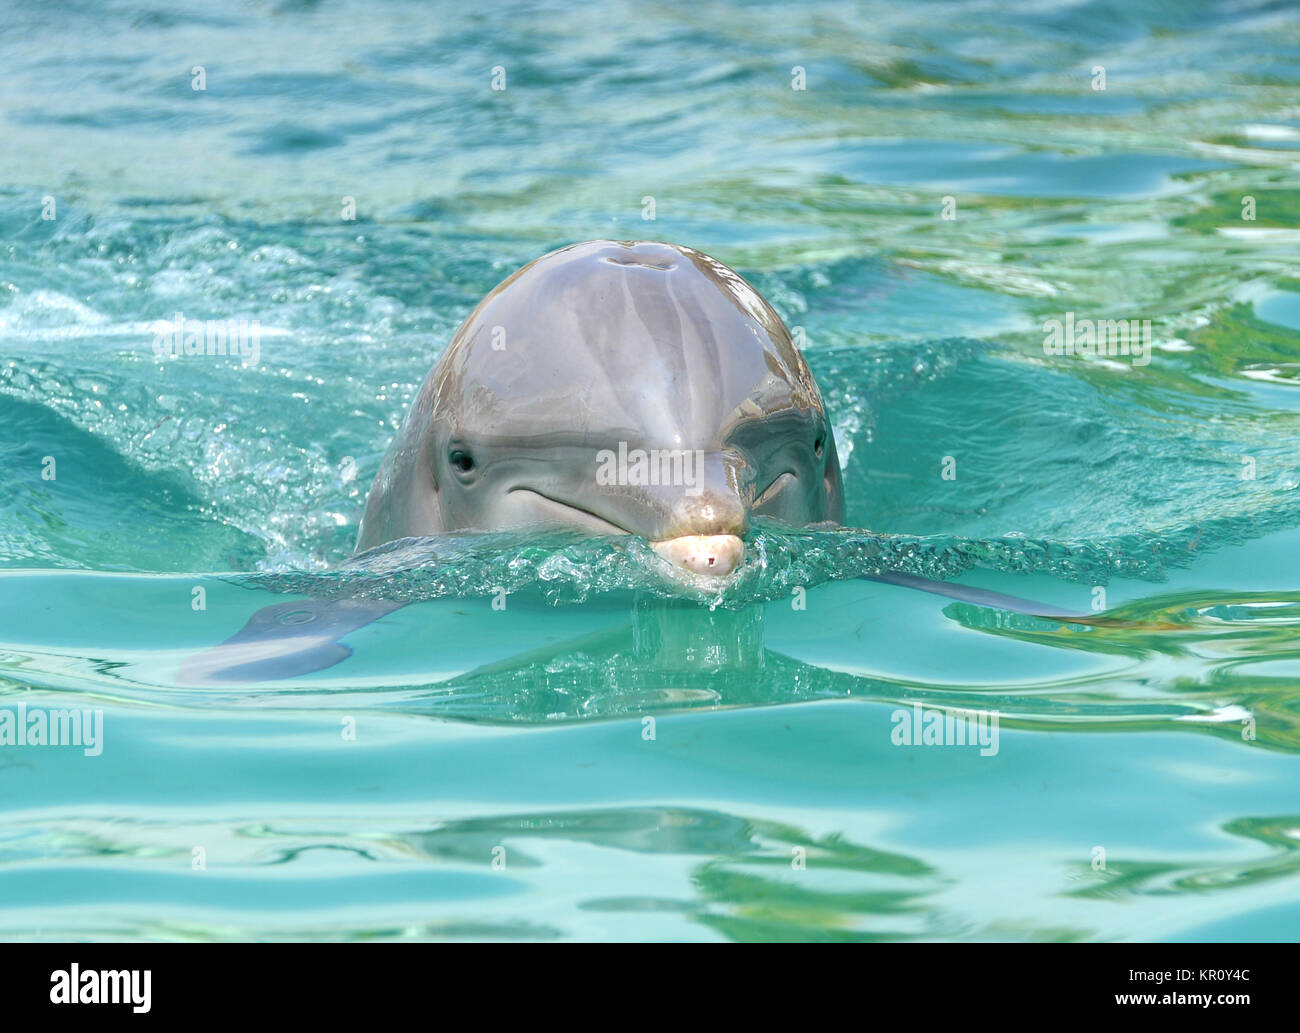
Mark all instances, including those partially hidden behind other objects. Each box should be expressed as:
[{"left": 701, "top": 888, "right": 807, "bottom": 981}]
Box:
[
  {"left": 355, "top": 239, "right": 844, "bottom": 576},
  {"left": 178, "top": 240, "right": 1082, "bottom": 685}
]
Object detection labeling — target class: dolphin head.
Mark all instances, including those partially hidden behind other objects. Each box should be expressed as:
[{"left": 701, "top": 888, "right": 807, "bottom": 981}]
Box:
[{"left": 356, "top": 240, "right": 843, "bottom": 576}]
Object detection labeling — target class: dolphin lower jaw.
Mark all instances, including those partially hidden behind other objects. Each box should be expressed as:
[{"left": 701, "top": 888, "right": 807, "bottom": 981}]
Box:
[
  {"left": 649, "top": 501, "right": 751, "bottom": 577},
  {"left": 649, "top": 534, "right": 745, "bottom": 577}
]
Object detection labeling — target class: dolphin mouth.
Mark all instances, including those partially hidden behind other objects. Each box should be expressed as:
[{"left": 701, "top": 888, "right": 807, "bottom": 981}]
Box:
[
  {"left": 507, "top": 488, "right": 630, "bottom": 536},
  {"left": 753, "top": 471, "right": 795, "bottom": 508},
  {"left": 508, "top": 488, "right": 745, "bottom": 577}
]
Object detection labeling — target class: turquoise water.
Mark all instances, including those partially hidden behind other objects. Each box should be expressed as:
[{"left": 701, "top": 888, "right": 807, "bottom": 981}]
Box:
[{"left": 2, "top": 0, "right": 1300, "bottom": 941}]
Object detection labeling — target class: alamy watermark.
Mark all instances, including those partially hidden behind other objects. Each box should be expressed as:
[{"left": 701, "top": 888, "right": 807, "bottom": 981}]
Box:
[
  {"left": 0, "top": 703, "right": 103, "bottom": 756},
  {"left": 891, "top": 703, "right": 1000, "bottom": 756},
  {"left": 596, "top": 443, "right": 706, "bottom": 496},
  {"left": 1043, "top": 312, "right": 1151, "bottom": 367},
  {"left": 50, "top": 964, "right": 150, "bottom": 1012},
  {"left": 151, "top": 311, "right": 261, "bottom": 365}
]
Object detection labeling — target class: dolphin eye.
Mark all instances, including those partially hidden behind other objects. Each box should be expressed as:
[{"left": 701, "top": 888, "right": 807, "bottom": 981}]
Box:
[
  {"left": 449, "top": 449, "right": 475, "bottom": 475},
  {"left": 814, "top": 431, "right": 826, "bottom": 459}
]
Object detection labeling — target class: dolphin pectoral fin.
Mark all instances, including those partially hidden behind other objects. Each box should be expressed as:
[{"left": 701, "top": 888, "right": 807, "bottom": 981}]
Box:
[
  {"left": 177, "top": 597, "right": 407, "bottom": 686},
  {"left": 862, "top": 571, "right": 1086, "bottom": 620}
]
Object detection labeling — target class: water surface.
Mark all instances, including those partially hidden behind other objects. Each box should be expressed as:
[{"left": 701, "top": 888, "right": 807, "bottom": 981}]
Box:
[{"left": 2, "top": 0, "right": 1299, "bottom": 941}]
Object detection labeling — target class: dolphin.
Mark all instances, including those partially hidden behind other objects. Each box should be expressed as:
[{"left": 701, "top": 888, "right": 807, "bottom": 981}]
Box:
[
  {"left": 178, "top": 240, "right": 1082, "bottom": 685},
  {"left": 354, "top": 239, "right": 843, "bottom": 577}
]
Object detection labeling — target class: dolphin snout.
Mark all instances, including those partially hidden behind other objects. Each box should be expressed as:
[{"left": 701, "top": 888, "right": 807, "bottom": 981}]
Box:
[
  {"left": 645, "top": 455, "right": 751, "bottom": 577},
  {"left": 651, "top": 533, "right": 745, "bottom": 577}
]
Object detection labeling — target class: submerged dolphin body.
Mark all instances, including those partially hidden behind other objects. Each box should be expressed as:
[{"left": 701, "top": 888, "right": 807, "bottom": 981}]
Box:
[{"left": 179, "top": 241, "right": 1082, "bottom": 685}]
